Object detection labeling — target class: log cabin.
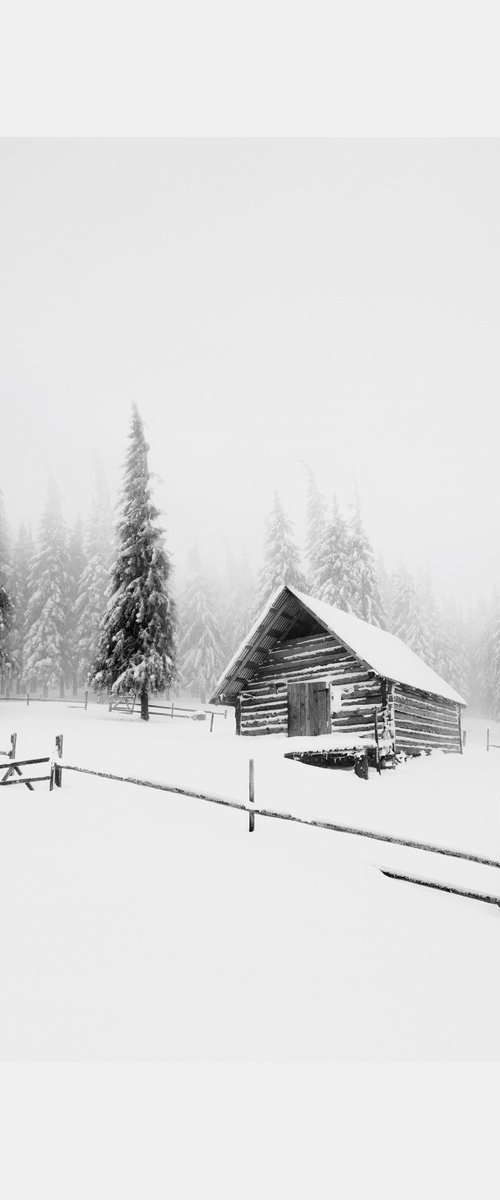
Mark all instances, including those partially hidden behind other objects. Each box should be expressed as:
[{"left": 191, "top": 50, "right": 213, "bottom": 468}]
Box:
[{"left": 210, "top": 585, "right": 466, "bottom": 762}]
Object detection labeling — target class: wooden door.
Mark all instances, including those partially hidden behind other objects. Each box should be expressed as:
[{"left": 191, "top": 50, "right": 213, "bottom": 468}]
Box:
[{"left": 287, "top": 680, "right": 331, "bottom": 737}]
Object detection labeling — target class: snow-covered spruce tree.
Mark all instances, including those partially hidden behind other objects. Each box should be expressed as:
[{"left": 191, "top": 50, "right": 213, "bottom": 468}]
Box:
[
  {"left": 476, "top": 592, "right": 500, "bottom": 718},
  {"left": 376, "top": 555, "right": 394, "bottom": 633},
  {"left": 256, "top": 491, "right": 307, "bottom": 610},
  {"left": 88, "top": 405, "right": 176, "bottom": 720},
  {"left": 391, "top": 563, "right": 428, "bottom": 657},
  {"left": 24, "top": 478, "right": 69, "bottom": 696},
  {"left": 346, "top": 497, "right": 384, "bottom": 626},
  {"left": 444, "top": 599, "right": 470, "bottom": 700},
  {"left": 76, "top": 466, "right": 115, "bottom": 688},
  {"left": 220, "top": 550, "right": 256, "bottom": 661},
  {"left": 178, "top": 545, "right": 225, "bottom": 702},
  {"left": 0, "top": 490, "right": 13, "bottom": 685},
  {"left": 314, "top": 494, "right": 352, "bottom": 610},
  {"left": 9, "top": 523, "right": 34, "bottom": 690},
  {"left": 468, "top": 598, "right": 493, "bottom": 714},
  {"left": 302, "top": 463, "right": 327, "bottom": 593},
  {"left": 65, "top": 517, "right": 86, "bottom": 695}
]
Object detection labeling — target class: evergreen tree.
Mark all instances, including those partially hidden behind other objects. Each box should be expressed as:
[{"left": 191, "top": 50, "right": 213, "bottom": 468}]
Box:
[
  {"left": 178, "top": 545, "right": 225, "bottom": 702},
  {"left": 478, "top": 592, "right": 500, "bottom": 718},
  {"left": 446, "top": 599, "right": 470, "bottom": 699},
  {"left": 9, "top": 523, "right": 34, "bottom": 690},
  {"left": 391, "top": 563, "right": 427, "bottom": 655},
  {"left": 88, "top": 405, "right": 176, "bottom": 720},
  {"left": 302, "top": 463, "right": 327, "bottom": 593},
  {"left": 65, "top": 517, "right": 86, "bottom": 694},
  {"left": 256, "top": 491, "right": 306, "bottom": 610},
  {"left": 467, "top": 598, "right": 491, "bottom": 713},
  {"left": 0, "top": 490, "right": 13, "bottom": 683},
  {"left": 376, "top": 555, "right": 394, "bottom": 632},
  {"left": 24, "top": 478, "right": 69, "bottom": 695},
  {"left": 220, "top": 550, "right": 256, "bottom": 661},
  {"left": 76, "top": 466, "right": 115, "bottom": 687},
  {"left": 346, "top": 497, "right": 384, "bottom": 626},
  {"left": 315, "top": 495, "right": 352, "bottom": 610}
]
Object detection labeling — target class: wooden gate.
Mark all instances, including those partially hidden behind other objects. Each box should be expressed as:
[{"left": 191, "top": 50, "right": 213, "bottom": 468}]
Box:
[{"left": 287, "top": 680, "right": 331, "bottom": 737}]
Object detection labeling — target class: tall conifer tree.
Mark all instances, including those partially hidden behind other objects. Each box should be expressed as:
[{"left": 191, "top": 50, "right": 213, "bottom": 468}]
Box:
[
  {"left": 0, "top": 491, "right": 13, "bottom": 683},
  {"left": 315, "top": 495, "right": 352, "bottom": 609},
  {"left": 9, "top": 523, "right": 34, "bottom": 690},
  {"left": 76, "top": 466, "right": 114, "bottom": 687},
  {"left": 65, "top": 517, "right": 86, "bottom": 694},
  {"left": 257, "top": 492, "right": 306, "bottom": 610},
  {"left": 178, "top": 546, "right": 225, "bottom": 702},
  {"left": 24, "top": 479, "right": 69, "bottom": 695},
  {"left": 347, "top": 497, "right": 384, "bottom": 626},
  {"left": 89, "top": 405, "right": 176, "bottom": 720},
  {"left": 302, "top": 464, "right": 327, "bottom": 593}
]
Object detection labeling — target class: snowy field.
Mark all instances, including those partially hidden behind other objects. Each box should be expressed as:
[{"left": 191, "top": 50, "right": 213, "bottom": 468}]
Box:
[{"left": 0, "top": 701, "right": 499, "bottom": 1060}]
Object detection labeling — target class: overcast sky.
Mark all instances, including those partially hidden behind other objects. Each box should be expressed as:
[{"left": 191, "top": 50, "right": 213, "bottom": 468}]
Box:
[{"left": 1, "top": 138, "right": 499, "bottom": 604}]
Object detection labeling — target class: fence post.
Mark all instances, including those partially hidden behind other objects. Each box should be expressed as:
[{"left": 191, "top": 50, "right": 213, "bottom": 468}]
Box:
[
  {"left": 248, "top": 759, "right": 255, "bottom": 833},
  {"left": 9, "top": 733, "right": 17, "bottom": 760},
  {"left": 171, "top": 701, "right": 174, "bottom": 718},
  {"left": 487, "top": 728, "right": 490, "bottom": 752},
  {"left": 210, "top": 713, "right": 214, "bottom": 734},
  {"left": 54, "top": 734, "right": 63, "bottom": 788},
  {"left": 27, "top": 692, "right": 30, "bottom": 707}
]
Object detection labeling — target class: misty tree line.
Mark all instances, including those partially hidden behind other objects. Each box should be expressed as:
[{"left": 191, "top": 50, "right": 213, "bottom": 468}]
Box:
[
  {"left": 0, "top": 411, "right": 176, "bottom": 718},
  {"left": 174, "top": 467, "right": 500, "bottom": 714},
  {"left": 0, "top": 469, "right": 115, "bottom": 698},
  {"left": 1, "top": 414, "right": 500, "bottom": 716}
]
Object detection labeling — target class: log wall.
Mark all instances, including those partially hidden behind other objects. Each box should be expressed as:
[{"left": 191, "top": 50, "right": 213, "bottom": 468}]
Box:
[
  {"left": 393, "top": 683, "right": 462, "bottom": 754},
  {"left": 239, "top": 632, "right": 384, "bottom": 738}
]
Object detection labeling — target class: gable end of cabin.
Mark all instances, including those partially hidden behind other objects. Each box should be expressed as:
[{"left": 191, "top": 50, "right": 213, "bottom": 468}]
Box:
[{"left": 237, "top": 622, "right": 386, "bottom": 740}]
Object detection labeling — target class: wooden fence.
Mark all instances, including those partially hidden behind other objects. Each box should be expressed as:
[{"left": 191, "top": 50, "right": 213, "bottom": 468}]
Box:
[
  {"left": 2, "top": 732, "right": 496, "bottom": 904},
  {"left": 0, "top": 692, "right": 90, "bottom": 708},
  {"left": 1, "top": 732, "right": 54, "bottom": 791},
  {"left": 0, "top": 692, "right": 228, "bottom": 729},
  {"left": 486, "top": 728, "right": 500, "bottom": 751},
  {"left": 108, "top": 695, "right": 228, "bottom": 728},
  {"left": 51, "top": 744, "right": 500, "bottom": 908}
]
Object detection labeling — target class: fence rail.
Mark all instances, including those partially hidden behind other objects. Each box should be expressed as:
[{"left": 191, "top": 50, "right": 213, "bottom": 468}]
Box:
[
  {"left": 0, "top": 692, "right": 229, "bottom": 728},
  {"left": 54, "top": 753, "right": 500, "bottom": 872},
  {"left": 3, "top": 735, "right": 497, "bottom": 907}
]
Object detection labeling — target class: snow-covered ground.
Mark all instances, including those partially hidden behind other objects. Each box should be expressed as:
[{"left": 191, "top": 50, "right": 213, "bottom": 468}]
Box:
[{"left": 0, "top": 702, "right": 499, "bottom": 1060}]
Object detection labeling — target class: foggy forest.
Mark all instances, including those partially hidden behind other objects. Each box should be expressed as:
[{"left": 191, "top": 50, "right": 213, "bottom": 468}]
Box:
[{"left": 1, "top": 400, "right": 499, "bottom": 714}]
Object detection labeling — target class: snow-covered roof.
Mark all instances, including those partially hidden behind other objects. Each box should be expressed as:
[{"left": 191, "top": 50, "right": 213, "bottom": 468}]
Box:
[{"left": 210, "top": 584, "right": 467, "bottom": 707}]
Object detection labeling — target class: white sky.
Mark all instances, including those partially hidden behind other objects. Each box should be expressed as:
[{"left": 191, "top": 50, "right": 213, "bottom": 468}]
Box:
[{"left": 1, "top": 138, "right": 499, "bottom": 603}]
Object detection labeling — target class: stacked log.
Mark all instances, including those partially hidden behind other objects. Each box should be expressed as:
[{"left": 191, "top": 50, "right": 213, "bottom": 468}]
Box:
[
  {"left": 393, "top": 684, "right": 461, "bottom": 753},
  {"left": 239, "top": 633, "right": 383, "bottom": 738}
]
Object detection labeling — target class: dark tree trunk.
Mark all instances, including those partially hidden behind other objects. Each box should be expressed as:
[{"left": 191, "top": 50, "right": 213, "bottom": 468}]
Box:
[
  {"left": 72, "top": 676, "right": 78, "bottom": 697},
  {"left": 140, "top": 686, "right": 149, "bottom": 721}
]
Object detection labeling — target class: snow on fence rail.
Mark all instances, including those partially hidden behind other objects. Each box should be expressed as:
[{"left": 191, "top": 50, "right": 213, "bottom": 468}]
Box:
[{"left": 50, "top": 742, "right": 500, "bottom": 906}]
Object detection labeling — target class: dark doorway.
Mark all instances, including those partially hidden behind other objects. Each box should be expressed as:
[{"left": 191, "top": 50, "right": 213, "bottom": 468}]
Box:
[{"left": 287, "top": 680, "right": 332, "bottom": 737}]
